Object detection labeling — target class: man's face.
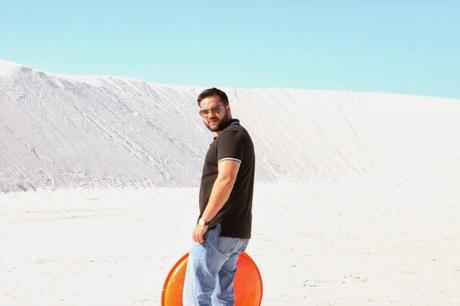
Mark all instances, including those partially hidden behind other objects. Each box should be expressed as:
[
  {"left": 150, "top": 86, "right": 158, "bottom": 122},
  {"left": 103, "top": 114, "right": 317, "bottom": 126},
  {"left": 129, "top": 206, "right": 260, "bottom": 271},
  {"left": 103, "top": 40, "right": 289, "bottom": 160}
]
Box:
[{"left": 199, "top": 95, "right": 231, "bottom": 132}]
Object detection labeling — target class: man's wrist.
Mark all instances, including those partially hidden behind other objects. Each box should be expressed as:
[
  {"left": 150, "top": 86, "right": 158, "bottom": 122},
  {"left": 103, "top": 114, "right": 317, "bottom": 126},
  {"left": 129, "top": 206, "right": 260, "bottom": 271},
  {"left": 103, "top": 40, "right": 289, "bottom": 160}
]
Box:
[{"left": 198, "top": 217, "right": 210, "bottom": 226}]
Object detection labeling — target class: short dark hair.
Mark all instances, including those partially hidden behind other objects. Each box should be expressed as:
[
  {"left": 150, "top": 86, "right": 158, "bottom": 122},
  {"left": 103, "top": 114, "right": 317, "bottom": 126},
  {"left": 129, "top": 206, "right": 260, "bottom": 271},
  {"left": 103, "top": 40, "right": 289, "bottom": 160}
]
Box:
[{"left": 197, "top": 87, "right": 229, "bottom": 106}]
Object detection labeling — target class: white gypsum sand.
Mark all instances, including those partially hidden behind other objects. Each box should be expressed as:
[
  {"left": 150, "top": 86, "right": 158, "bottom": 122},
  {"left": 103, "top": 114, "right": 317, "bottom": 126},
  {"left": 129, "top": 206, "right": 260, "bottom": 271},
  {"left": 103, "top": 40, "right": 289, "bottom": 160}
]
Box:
[
  {"left": 0, "top": 178, "right": 459, "bottom": 306},
  {"left": 2, "top": 59, "right": 460, "bottom": 192},
  {"left": 1, "top": 59, "right": 460, "bottom": 305}
]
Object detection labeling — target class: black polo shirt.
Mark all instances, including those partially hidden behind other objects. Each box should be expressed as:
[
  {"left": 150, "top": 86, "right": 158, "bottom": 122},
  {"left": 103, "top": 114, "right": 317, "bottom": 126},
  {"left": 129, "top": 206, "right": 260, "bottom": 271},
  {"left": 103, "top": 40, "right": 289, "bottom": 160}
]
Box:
[{"left": 198, "top": 119, "right": 255, "bottom": 238}]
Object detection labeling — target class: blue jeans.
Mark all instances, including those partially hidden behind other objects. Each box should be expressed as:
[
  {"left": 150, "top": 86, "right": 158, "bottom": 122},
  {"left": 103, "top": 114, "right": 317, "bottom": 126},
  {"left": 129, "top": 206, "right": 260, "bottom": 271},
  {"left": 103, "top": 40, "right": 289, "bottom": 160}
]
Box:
[{"left": 183, "top": 224, "right": 249, "bottom": 306}]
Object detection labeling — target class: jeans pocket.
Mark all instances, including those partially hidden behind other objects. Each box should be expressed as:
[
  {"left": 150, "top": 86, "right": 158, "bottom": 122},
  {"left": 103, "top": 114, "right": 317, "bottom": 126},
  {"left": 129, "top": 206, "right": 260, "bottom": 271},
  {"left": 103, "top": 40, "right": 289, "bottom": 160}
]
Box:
[
  {"left": 203, "top": 225, "right": 219, "bottom": 244},
  {"left": 217, "top": 236, "right": 246, "bottom": 254}
]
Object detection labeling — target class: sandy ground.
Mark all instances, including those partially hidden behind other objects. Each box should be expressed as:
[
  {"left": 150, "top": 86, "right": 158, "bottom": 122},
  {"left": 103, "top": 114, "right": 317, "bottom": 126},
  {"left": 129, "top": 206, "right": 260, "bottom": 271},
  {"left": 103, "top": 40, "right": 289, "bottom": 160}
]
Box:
[{"left": 0, "top": 179, "right": 459, "bottom": 306}]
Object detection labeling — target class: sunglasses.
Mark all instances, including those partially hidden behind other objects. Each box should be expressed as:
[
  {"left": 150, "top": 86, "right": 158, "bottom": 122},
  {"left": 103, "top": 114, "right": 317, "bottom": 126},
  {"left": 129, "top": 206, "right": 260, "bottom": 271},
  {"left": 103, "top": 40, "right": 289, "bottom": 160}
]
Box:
[{"left": 199, "top": 105, "right": 224, "bottom": 117}]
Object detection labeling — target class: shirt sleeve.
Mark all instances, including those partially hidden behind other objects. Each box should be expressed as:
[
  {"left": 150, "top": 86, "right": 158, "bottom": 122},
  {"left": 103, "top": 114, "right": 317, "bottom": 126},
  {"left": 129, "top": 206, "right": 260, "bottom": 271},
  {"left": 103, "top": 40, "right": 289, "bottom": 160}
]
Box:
[{"left": 217, "top": 129, "right": 245, "bottom": 164}]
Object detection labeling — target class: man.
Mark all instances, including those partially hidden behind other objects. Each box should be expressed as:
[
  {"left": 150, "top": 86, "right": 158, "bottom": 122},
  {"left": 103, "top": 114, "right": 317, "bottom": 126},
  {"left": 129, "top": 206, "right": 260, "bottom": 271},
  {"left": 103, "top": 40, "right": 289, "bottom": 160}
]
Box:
[{"left": 183, "top": 88, "right": 255, "bottom": 306}]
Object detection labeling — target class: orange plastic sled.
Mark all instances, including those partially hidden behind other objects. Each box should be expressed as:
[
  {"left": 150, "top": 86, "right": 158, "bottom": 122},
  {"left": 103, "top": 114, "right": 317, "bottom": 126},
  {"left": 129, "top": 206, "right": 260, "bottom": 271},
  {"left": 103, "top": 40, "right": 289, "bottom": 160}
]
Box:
[{"left": 161, "top": 252, "right": 263, "bottom": 306}]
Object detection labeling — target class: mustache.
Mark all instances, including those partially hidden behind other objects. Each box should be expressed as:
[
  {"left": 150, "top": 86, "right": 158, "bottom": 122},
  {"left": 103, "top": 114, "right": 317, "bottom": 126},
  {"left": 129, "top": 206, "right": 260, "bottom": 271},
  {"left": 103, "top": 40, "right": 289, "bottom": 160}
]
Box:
[{"left": 204, "top": 116, "right": 231, "bottom": 132}]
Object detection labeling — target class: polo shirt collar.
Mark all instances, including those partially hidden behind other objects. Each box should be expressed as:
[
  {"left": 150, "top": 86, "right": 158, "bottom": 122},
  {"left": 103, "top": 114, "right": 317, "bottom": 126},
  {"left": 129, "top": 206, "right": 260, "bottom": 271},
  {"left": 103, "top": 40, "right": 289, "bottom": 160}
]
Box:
[{"left": 213, "top": 119, "right": 240, "bottom": 140}]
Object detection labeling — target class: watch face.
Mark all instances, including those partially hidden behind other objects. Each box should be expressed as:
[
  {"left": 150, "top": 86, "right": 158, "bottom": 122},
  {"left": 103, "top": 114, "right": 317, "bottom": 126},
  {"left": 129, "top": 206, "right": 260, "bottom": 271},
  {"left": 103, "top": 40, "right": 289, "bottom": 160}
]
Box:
[{"left": 199, "top": 219, "right": 205, "bottom": 226}]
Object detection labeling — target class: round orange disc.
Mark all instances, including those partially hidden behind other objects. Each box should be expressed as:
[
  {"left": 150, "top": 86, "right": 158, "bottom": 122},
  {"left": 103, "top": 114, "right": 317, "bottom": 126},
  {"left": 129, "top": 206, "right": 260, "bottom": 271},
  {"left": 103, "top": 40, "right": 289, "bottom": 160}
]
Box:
[{"left": 161, "top": 252, "right": 263, "bottom": 306}]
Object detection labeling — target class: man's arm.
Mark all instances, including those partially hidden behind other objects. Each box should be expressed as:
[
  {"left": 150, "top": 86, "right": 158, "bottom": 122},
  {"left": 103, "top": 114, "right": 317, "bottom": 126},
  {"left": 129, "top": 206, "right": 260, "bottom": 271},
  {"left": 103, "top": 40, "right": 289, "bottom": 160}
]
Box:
[{"left": 192, "top": 159, "right": 240, "bottom": 243}]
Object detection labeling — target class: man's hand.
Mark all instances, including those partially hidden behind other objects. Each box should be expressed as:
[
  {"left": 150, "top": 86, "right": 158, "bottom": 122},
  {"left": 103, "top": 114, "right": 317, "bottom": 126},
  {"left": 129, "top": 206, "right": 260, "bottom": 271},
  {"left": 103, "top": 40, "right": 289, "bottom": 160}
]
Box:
[{"left": 192, "top": 224, "right": 208, "bottom": 243}]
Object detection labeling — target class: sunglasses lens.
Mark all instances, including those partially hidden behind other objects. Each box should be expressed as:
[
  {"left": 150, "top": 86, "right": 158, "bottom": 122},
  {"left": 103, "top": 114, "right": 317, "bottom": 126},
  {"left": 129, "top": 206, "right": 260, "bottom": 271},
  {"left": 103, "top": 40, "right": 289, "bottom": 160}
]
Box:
[{"left": 199, "top": 105, "right": 222, "bottom": 117}]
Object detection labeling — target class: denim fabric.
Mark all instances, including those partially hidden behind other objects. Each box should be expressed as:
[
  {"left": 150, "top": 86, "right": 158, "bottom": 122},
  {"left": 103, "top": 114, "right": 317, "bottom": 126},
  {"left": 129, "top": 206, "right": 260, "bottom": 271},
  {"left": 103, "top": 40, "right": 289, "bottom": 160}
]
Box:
[{"left": 183, "top": 224, "right": 249, "bottom": 306}]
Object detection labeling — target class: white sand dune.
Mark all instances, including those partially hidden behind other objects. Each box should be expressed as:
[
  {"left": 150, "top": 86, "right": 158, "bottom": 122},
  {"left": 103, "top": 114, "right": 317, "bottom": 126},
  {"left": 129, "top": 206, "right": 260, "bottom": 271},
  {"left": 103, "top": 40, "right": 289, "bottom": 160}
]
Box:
[
  {"left": 1, "top": 60, "right": 460, "bottom": 305},
  {"left": 2, "top": 59, "right": 460, "bottom": 192}
]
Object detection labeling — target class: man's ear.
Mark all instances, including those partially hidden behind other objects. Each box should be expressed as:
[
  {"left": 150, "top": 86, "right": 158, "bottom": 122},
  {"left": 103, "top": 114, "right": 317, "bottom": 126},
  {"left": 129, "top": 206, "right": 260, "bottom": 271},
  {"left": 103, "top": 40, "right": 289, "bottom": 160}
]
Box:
[{"left": 226, "top": 105, "right": 232, "bottom": 116}]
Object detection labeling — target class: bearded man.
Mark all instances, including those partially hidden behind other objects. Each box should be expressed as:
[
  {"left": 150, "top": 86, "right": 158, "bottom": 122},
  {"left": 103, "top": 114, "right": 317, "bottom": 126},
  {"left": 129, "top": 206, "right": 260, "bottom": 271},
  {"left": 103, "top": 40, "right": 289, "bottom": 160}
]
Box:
[{"left": 183, "top": 87, "right": 256, "bottom": 306}]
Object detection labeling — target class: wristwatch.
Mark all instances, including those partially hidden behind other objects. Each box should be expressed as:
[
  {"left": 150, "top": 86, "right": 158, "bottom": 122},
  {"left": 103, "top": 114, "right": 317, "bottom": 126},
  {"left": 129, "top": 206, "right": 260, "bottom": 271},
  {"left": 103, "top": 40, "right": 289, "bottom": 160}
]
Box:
[{"left": 198, "top": 218, "right": 210, "bottom": 226}]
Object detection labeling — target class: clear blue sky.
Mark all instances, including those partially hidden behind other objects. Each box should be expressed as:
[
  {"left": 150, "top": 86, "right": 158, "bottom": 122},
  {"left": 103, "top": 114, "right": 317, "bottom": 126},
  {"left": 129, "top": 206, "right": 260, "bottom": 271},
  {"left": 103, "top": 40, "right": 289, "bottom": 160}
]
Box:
[{"left": 1, "top": 1, "right": 459, "bottom": 99}]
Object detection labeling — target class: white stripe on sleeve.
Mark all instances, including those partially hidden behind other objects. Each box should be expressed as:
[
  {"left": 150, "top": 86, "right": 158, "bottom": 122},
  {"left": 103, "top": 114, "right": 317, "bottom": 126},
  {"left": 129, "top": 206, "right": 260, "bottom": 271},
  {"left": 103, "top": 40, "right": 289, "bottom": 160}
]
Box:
[{"left": 218, "top": 157, "right": 242, "bottom": 163}]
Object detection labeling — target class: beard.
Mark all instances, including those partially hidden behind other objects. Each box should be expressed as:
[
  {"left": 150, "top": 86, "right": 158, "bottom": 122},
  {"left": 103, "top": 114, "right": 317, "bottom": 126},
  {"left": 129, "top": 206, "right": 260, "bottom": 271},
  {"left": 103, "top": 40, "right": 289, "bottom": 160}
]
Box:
[{"left": 204, "top": 112, "right": 232, "bottom": 132}]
